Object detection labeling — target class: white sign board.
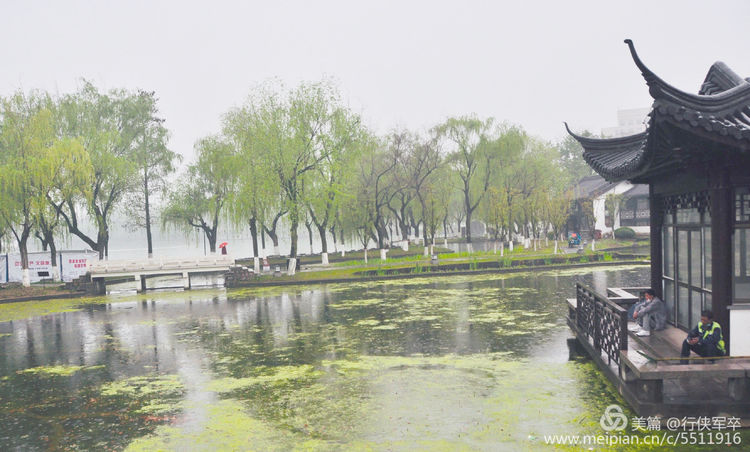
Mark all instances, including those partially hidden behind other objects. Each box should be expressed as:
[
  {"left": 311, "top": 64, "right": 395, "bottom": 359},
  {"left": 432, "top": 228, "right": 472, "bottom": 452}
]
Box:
[
  {"left": 7, "top": 252, "right": 55, "bottom": 283},
  {"left": 0, "top": 254, "right": 6, "bottom": 283},
  {"left": 730, "top": 307, "right": 750, "bottom": 356},
  {"left": 60, "top": 250, "right": 98, "bottom": 282},
  {"left": 4, "top": 250, "right": 98, "bottom": 283}
]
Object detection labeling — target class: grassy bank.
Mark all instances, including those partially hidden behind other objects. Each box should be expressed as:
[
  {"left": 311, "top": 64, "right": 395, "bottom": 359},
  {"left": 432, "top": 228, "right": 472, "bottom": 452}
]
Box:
[
  {"left": 0, "top": 283, "right": 81, "bottom": 302},
  {"left": 232, "top": 238, "right": 649, "bottom": 286},
  {"left": 239, "top": 237, "right": 647, "bottom": 268}
]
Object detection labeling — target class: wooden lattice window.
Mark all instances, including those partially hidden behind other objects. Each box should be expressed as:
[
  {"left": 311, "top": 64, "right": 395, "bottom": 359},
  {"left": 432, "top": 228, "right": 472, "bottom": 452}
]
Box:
[{"left": 736, "top": 188, "right": 750, "bottom": 223}]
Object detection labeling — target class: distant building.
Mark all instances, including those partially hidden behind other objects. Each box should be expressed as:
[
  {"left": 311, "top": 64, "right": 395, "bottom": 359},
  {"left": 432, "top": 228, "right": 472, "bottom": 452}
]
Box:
[
  {"left": 459, "top": 220, "right": 487, "bottom": 238},
  {"left": 600, "top": 108, "right": 650, "bottom": 138},
  {"left": 568, "top": 175, "right": 650, "bottom": 238}
]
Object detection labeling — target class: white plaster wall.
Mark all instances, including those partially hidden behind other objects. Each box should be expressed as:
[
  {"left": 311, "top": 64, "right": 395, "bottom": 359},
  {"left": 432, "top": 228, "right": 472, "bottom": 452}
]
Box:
[
  {"left": 593, "top": 197, "right": 607, "bottom": 233},
  {"left": 630, "top": 226, "right": 650, "bottom": 235},
  {"left": 593, "top": 181, "right": 635, "bottom": 234},
  {"left": 730, "top": 308, "right": 750, "bottom": 356}
]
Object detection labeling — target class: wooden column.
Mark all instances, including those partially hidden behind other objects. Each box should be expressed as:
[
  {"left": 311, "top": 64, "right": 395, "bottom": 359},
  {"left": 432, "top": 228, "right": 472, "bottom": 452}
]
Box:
[
  {"left": 710, "top": 167, "right": 732, "bottom": 353},
  {"left": 649, "top": 185, "right": 663, "bottom": 297}
]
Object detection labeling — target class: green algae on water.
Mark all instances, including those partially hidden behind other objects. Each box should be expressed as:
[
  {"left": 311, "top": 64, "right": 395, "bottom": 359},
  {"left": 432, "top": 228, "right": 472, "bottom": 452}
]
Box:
[
  {"left": 16, "top": 364, "right": 104, "bottom": 377},
  {"left": 206, "top": 365, "right": 322, "bottom": 393},
  {"left": 125, "top": 399, "right": 317, "bottom": 452},
  {"left": 100, "top": 374, "right": 184, "bottom": 398},
  {"left": 1, "top": 266, "right": 665, "bottom": 450}
]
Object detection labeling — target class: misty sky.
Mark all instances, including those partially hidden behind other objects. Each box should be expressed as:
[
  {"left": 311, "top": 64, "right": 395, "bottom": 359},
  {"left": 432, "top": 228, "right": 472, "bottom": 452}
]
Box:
[{"left": 2, "top": 0, "right": 749, "bottom": 163}]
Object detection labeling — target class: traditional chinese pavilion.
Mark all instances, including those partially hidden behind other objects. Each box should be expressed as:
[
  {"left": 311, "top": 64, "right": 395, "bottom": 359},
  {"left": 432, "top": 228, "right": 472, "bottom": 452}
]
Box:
[{"left": 564, "top": 40, "right": 750, "bottom": 419}]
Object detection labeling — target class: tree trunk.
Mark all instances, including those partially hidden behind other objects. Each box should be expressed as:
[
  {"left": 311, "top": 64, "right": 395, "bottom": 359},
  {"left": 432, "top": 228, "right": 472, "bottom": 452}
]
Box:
[
  {"left": 263, "top": 214, "right": 283, "bottom": 256},
  {"left": 49, "top": 238, "right": 59, "bottom": 281},
  {"left": 58, "top": 199, "right": 108, "bottom": 260},
  {"left": 36, "top": 233, "right": 49, "bottom": 252},
  {"left": 18, "top": 226, "right": 31, "bottom": 287},
  {"left": 465, "top": 208, "right": 473, "bottom": 243},
  {"left": 96, "top": 228, "right": 108, "bottom": 260},
  {"left": 40, "top": 227, "right": 60, "bottom": 281},
  {"left": 400, "top": 205, "right": 410, "bottom": 239},
  {"left": 317, "top": 224, "right": 328, "bottom": 254},
  {"left": 289, "top": 206, "right": 299, "bottom": 258},
  {"left": 375, "top": 217, "right": 388, "bottom": 249},
  {"left": 305, "top": 221, "right": 314, "bottom": 254},
  {"left": 265, "top": 229, "right": 280, "bottom": 254},
  {"left": 329, "top": 225, "right": 337, "bottom": 252},
  {"left": 144, "top": 171, "right": 154, "bottom": 258},
  {"left": 207, "top": 227, "right": 217, "bottom": 253},
  {"left": 249, "top": 218, "right": 259, "bottom": 258}
]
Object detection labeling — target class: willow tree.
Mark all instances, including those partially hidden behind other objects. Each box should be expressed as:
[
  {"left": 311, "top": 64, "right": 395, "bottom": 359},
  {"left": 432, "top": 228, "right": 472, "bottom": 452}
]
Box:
[
  {"left": 306, "top": 108, "right": 363, "bottom": 263},
  {"left": 125, "top": 90, "right": 179, "bottom": 258},
  {"left": 162, "top": 136, "right": 237, "bottom": 253},
  {"left": 0, "top": 92, "right": 54, "bottom": 286},
  {"left": 489, "top": 126, "right": 527, "bottom": 242},
  {"left": 340, "top": 146, "right": 380, "bottom": 263},
  {"left": 357, "top": 132, "right": 400, "bottom": 249},
  {"left": 38, "top": 137, "right": 90, "bottom": 280},
  {"left": 481, "top": 186, "right": 510, "bottom": 242},
  {"left": 384, "top": 131, "right": 418, "bottom": 242},
  {"left": 0, "top": 92, "right": 87, "bottom": 285},
  {"left": 53, "top": 82, "right": 141, "bottom": 259},
  {"left": 407, "top": 135, "right": 442, "bottom": 248},
  {"left": 545, "top": 189, "right": 573, "bottom": 254},
  {"left": 223, "top": 105, "right": 275, "bottom": 260},
  {"left": 340, "top": 130, "right": 401, "bottom": 260},
  {"left": 514, "top": 139, "right": 559, "bottom": 244},
  {"left": 419, "top": 162, "right": 451, "bottom": 250},
  {"left": 251, "top": 81, "right": 342, "bottom": 258},
  {"left": 435, "top": 116, "right": 499, "bottom": 243}
]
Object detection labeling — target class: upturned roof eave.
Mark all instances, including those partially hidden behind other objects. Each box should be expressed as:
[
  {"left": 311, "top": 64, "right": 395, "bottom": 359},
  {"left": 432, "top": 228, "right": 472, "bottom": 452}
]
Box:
[
  {"left": 565, "top": 39, "right": 750, "bottom": 182},
  {"left": 625, "top": 39, "right": 750, "bottom": 112}
]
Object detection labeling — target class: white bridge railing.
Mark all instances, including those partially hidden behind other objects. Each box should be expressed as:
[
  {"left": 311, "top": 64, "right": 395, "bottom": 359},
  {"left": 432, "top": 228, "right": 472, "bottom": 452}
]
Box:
[{"left": 87, "top": 256, "right": 236, "bottom": 275}]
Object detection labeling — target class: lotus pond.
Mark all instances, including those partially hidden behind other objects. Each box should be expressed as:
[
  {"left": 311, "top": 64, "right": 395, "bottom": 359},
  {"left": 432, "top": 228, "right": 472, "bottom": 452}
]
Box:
[{"left": 1, "top": 265, "right": 740, "bottom": 451}]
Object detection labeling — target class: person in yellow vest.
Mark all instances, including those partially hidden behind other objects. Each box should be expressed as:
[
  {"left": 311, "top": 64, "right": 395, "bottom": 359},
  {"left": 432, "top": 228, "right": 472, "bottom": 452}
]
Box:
[{"left": 680, "top": 310, "right": 726, "bottom": 364}]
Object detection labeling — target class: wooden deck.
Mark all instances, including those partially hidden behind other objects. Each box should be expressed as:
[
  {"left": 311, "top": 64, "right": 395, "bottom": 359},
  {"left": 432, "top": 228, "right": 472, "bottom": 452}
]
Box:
[{"left": 567, "top": 287, "right": 750, "bottom": 421}]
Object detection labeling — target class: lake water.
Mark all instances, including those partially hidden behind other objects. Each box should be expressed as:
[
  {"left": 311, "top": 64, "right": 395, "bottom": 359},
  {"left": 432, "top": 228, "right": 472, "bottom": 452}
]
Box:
[{"left": 1, "top": 265, "right": 740, "bottom": 450}]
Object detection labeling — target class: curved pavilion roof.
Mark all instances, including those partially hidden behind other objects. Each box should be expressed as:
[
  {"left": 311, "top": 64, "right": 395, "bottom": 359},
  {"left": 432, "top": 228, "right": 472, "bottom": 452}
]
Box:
[{"left": 566, "top": 39, "right": 750, "bottom": 182}]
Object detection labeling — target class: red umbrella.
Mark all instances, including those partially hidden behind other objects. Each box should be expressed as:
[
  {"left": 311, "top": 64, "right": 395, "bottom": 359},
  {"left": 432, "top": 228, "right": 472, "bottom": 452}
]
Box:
[{"left": 218, "top": 242, "right": 228, "bottom": 248}]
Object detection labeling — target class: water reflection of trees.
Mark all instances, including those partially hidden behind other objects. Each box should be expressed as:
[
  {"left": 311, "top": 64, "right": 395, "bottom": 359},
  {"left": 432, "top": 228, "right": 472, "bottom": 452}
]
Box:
[{"left": 0, "top": 268, "right": 652, "bottom": 448}]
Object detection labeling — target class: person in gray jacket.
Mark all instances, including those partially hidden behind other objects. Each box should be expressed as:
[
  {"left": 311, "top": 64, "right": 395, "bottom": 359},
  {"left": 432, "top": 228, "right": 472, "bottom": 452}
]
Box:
[{"left": 632, "top": 289, "right": 666, "bottom": 337}]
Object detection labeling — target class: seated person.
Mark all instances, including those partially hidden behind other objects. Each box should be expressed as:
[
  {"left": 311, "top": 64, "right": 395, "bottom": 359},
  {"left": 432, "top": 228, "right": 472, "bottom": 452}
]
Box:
[
  {"left": 628, "top": 289, "right": 666, "bottom": 337},
  {"left": 627, "top": 291, "right": 646, "bottom": 323},
  {"left": 680, "top": 310, "right": 726, "bottom": 364}
]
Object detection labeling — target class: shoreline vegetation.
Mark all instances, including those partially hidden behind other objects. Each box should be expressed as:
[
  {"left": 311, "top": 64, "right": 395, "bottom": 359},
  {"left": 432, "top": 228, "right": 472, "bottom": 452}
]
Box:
[
  {"left": 1, "top": 79, "right": 608, "bottom": 293},
  {"left": 0, "top": 238, "right": 648, "bottom": 303}
]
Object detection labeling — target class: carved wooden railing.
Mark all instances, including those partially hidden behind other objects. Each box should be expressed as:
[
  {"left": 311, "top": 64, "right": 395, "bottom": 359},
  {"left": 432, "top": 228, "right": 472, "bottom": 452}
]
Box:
[{"left": 575, "top": 283, "right": 628, "bottom": 366}]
